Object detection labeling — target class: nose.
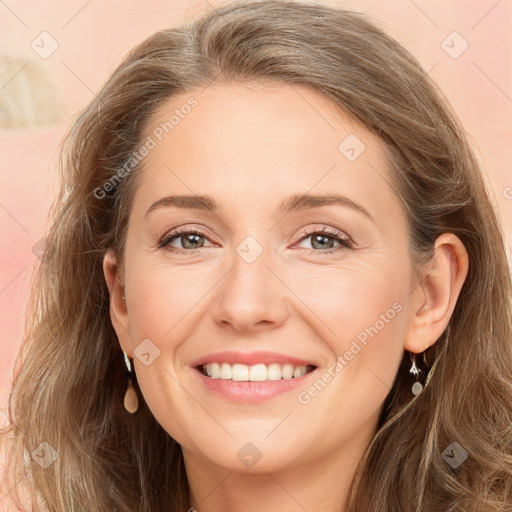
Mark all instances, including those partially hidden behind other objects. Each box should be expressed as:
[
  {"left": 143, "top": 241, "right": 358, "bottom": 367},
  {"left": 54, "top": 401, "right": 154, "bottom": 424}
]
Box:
[{"left": 211, "top": 243, "right": 290, "bottom": 333}]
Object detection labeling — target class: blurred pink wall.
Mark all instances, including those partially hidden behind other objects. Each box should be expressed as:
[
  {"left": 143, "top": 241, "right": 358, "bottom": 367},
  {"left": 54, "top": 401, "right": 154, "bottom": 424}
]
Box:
[{"left": 1, "top": 0, "right": 511, "bottom": 411}]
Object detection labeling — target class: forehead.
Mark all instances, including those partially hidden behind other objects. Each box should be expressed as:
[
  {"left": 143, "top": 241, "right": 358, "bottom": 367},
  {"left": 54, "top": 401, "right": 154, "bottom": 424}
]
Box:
[{"left": 132, "top": 81, "right": 397, "bottom": 217}]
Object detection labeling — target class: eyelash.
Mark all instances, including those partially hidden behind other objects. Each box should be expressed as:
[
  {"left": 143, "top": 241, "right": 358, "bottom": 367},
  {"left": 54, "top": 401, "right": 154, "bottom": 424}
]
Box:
[{"left": 158, "top": 226, "right": 353, "bottom": 255}]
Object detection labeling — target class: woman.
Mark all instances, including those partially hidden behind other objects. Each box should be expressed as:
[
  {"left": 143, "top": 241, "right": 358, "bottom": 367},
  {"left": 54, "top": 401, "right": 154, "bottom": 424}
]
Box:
[{"left": 2, "top": 1, "right": 511, "bottom": 510}]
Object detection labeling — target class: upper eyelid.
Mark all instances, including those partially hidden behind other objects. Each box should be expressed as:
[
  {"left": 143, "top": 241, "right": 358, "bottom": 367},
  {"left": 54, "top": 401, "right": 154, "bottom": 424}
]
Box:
[
  {"left": 160, "top": 225, "right": 350, "bottom": 248},
  {"left": 159, "top": 228, "right": 216, "bottom": 247},
  {"left": 295, "top": 225, "right": 349, "bottom": 239}
]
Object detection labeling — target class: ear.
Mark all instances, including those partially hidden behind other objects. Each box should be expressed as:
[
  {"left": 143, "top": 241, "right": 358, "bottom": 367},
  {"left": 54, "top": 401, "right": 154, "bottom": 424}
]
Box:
[
  {"left": 404, "top": 233, "right": 469, "bottom": 353},
  {"left": 103, "top": 250, "right": 133, "bottom": 356}
]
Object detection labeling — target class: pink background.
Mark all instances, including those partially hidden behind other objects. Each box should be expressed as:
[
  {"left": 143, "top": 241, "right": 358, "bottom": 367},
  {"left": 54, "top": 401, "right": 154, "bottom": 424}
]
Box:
[{"left": 1, "top": 0, "right": 511, "bottom": 413}]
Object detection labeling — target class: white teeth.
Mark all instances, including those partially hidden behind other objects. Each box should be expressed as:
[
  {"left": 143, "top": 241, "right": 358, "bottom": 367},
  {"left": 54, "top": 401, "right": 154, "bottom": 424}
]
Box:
[
  {"left": 282, "top": 364, "right": 294, "bottom": 379},
  {"left": 201, "top": 362, "right": 311, "bottom": 381},
  {"left": 232, "top": 363, "right": 249, "bottom": 381},
  {"left": 267, "top": 363, "right": 282, "bottom": 380},
  {"left": 207, "top": 363, "right": 220, "bottom": 378},
  {"left": 220, "top": 363, "right": 232, "bottom": 379},
  {"left": 249, "top": 364, "right": 267, "bottom": 381},
  {"left": 293, "top": 366, "right": 303, "bottom": 378}
]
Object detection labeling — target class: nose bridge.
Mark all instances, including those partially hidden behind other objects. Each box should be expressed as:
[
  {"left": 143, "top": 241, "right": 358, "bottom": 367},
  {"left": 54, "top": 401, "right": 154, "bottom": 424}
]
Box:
[{"left": 212, "top": 234, "right": 289, "bottom": 331}]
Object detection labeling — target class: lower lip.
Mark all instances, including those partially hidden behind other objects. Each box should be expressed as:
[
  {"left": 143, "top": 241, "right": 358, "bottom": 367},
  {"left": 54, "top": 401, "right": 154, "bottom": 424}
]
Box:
[{"left": 193, "top": 367, "right": 318, "bottom": 403}]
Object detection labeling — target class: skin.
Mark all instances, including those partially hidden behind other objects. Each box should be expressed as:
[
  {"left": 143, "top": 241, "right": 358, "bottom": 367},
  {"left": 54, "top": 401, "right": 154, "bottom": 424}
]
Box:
[{"left": 103, "top": 81, "right": 468, "bottom": 512}]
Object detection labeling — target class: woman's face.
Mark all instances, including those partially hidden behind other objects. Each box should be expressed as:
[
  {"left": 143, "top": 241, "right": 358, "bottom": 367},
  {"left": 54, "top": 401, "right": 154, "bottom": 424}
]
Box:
[{"left": 110, "top": 81, "right": 422, "bottom": 473}]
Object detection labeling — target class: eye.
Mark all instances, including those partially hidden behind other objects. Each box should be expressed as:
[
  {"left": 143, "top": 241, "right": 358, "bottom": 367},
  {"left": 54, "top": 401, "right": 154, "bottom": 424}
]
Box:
[
  {"left": 158, "top": 228, "right": 215, "bottom": 254},
  {"left": 294, "top": 226, "right": 352, "bottom": 253},
  {"left": 157, "top": 225, "right": 352, "bottom": 255}
]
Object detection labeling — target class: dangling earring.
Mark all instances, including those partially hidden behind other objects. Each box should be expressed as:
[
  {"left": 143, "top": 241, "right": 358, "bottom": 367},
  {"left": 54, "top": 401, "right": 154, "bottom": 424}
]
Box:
[
  {"left": 409, "top": 352, "right": 424, "bottom": 396},
  {"left": 123, "top": 352, "right": 139, "bottom": 413}
]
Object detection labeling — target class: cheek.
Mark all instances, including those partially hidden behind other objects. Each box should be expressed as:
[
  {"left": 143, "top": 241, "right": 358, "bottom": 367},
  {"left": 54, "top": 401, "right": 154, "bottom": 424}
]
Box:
[
  {"left": 283, "top": 260, "right": 409, "bottom": 348},
  {"left": 291, "top": 271, "right": 407, "bottom": 431},
  {"left": 288, "top": 262, "right": 408, "bottom": 401},
  {"left": 133, "top": 362, "right": 195, "bottom": 447},
  {"left": 125, "top": 259, "right": 219, "bottom": 341},
  {"left": 123, "top": 259, "right": 213, "bottom": 443}
]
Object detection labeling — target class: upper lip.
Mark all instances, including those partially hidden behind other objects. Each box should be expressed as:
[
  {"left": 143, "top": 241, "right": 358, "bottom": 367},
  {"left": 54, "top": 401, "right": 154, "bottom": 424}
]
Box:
[{"left": 191, "top": 351, "right": 317, "bottom": 368}]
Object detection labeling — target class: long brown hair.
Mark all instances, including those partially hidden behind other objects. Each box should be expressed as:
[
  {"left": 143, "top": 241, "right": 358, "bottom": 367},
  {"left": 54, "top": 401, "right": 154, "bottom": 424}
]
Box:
[{"left": 2, "top": 1, "right": 511, "bottom": 510}]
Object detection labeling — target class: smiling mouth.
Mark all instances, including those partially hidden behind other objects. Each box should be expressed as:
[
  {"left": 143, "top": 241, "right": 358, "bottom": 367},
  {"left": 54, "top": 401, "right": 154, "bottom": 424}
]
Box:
[{"left": 196, "top": 362, "right": 317, "bottom": 381}]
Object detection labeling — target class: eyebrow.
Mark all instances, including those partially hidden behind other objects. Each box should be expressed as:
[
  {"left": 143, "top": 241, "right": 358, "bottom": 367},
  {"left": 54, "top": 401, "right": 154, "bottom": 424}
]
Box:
[{"left": 145, "top": 193, "right": 374, "bottom": 223}]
